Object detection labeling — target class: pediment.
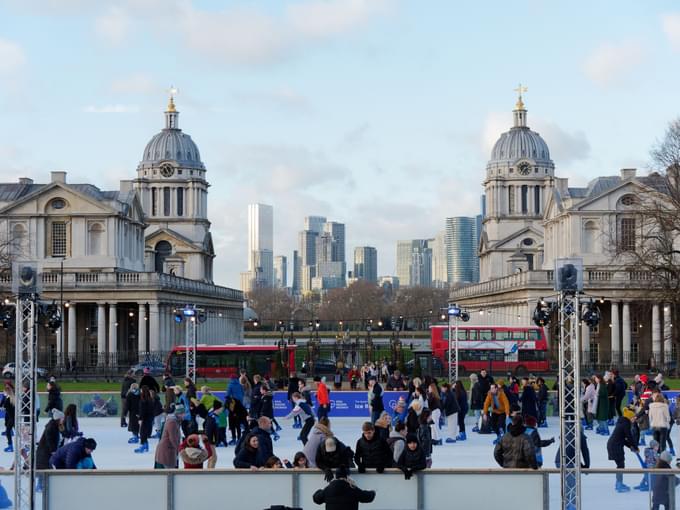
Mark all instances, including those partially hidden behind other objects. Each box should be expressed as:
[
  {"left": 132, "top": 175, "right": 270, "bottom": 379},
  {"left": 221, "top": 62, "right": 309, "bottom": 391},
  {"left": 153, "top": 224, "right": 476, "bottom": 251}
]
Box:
[
  {"left": 146, "top": 228, "right": 201, "bottom": 252},
  {"left": 0, "top": 183, "right": 118, "bottom": 216},
  {"left": 490, "top": 226, "right": 543, "bottom": 250}
]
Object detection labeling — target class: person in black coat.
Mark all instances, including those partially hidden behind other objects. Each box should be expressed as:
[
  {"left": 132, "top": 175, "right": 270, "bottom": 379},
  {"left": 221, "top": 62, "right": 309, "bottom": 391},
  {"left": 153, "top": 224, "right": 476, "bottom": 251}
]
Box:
[
  {"left": 139, "top": 369, "right": 160, "bottom": 394},
  {"left": 36, "top": 410, "right": 64, "bottom": 469},
  {"left": 248, "top": 417, "right": 275, "bottom": 466},
  {"left": 607, "top": 408, "right": 639, "bottom": 492},
  {"left": 233, "top": 433, "right": 264, "bottom": 469},
  {"left": 136, "top": 387, "right": 155, "bottom": 452},
  {"left": 454, "top": 381, "right": 468, "bottom": 440},
  {"left": 397, "top": 434, "right": 427, "bottom": 479},
  {"left": 520, "top": 378, "right": 538, "bottom": 420},
  {"left": 126, "top": 383, "right": 141, "bottom": 442},
  {"left": 478, "top": 369, "right": 494, "bottom": 398},
  {"left": 2, "top": 383, "right": 15, "bottom": 452},
  {"left": 312, "top": 467, "right": 376, "bottom": 510},
  {"left": 652, "top": 451, "right": 679, "bottom": 510},
  {"left": 316, "top": 437, "right": 355, "bottom": 481},
  {"left": 287, "top": 373, "right": 301, "bottom": 428},
  {"left": 120, "top": 370, "right": 136, "bottom": 427},
  {"left": 536, "top": 377, "right": 549, "bottom": 427},
  {"left": 45, "top": 379, "right": 63, "bottom": 416},
  {"left": 354, "top": 422, "right": 391, "bottom": 473},
  {"left": 613, "top": 370, "right": 627, "bottom": 418},
  {"left": 440, "top": 383, "right": 459, "bottom": 443}
]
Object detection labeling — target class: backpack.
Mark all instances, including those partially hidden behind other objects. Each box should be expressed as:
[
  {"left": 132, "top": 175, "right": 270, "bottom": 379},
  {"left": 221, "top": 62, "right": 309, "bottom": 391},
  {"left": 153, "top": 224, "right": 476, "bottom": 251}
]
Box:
[{"left": 479, "top": 414, "right": 492, "bottom": 434}]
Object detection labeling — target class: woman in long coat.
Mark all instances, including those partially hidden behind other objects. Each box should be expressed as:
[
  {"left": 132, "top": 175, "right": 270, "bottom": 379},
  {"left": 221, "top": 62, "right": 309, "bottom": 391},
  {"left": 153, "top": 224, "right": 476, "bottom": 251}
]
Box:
[{"left": 595, "top": 374, "right": 610, "bottom": 435}]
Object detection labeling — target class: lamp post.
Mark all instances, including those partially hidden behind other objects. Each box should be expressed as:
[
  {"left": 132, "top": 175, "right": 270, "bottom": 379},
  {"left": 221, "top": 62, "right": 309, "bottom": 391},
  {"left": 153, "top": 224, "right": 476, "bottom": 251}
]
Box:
[
  {"left": 59, "top": 257, "right": 65, "bottom": 372},
  {"left": 365, "top": 319, "right": 373, "bottom": 365}
]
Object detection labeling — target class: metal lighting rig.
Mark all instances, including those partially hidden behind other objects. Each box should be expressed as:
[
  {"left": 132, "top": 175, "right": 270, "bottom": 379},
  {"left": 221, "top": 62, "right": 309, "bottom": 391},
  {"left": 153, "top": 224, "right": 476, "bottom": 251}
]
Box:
[
  {"left": 175, "top": 305, "right": 206, "bottom": 383},
  {"left": 446, "top": 304, "right": 470, "bottom": 384}
]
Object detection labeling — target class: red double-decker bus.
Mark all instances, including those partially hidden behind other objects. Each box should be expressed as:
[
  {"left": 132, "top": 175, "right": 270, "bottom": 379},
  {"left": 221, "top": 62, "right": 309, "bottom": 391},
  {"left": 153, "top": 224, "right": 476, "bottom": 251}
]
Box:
[
  {"left": 430, "top": 325, "right": 549, "bottom": 376},
  {"left": 166, "top": 344, "right": 297, "bottom": 379}
]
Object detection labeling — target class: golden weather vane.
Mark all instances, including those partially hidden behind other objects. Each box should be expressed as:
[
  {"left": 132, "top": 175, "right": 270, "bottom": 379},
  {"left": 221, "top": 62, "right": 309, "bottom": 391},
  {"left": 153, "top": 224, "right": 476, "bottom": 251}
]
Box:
[
  {"left": 514, "top": 83, "right": 527, "bottom": 109},
  {"left": 167, "top": 85, "right": 179, "bottom": 112}
]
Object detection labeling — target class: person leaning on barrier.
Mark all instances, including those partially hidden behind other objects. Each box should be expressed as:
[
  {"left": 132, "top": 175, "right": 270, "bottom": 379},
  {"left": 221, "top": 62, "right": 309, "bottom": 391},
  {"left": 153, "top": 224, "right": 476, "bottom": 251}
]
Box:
[{"left": 313, "top": 466, "right": 376, "bottom": 510}]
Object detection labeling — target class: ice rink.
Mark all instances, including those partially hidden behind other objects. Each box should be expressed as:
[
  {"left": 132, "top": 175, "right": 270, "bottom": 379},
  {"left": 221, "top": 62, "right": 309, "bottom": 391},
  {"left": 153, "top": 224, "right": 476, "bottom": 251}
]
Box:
[{"left": 0, "top": 414, "right": 670, "bottom": 509}]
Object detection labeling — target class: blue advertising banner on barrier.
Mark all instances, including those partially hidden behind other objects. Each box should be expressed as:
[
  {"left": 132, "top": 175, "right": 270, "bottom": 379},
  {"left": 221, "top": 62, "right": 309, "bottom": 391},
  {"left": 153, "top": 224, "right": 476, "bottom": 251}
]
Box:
[{"left": 206, "top": 390, "right": 409, "bottom": 418}]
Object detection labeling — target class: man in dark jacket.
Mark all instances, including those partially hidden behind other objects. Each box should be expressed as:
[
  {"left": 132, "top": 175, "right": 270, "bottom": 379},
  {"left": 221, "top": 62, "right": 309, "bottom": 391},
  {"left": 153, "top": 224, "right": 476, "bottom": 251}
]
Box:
[
  {"left": 248, "top": 416, "right": 275, "bottom": 466},
  {"left": 139, "top": 368, "right": 160, "bottom": 394},
  {"left": 50, "top": 436, "right": 97, "bottom": 469},
  {"left": 386, "top": 370, "right": 406, "bottom": 391},
  {"left": 607, "top": 408, "right": 638, "bottom": 492},
  {"left": 613, "top": 370, "right": 627, "bottom": 418},
  {"left": 354, "top": 422, "right": 391, "bottom": 473},
  {"left": 396, "top": 434, "right": 427, "bottom": 479},
  {"left": 520, "top": 378, "right": 538, "bottom": 420},
  {"left": 120, "top": 370, "right": 136, "bottom": 427},
  {"left": 316, "top": 437, "right": 355, "bottom": 481},
  {"left": 368, "top": 378, "right": 384, "bottom": 424},
  {"left": 652, "top": 450, "right": 679, "bottom": 510},
  {"left": 478, "top": 369, "right": 494, "bottom": 398},
  {"left": 312, "top": 467, "right": 376, "bottom": 510},
  {"left": 493, "top": 415, "right": 537, "bottom": 469}
]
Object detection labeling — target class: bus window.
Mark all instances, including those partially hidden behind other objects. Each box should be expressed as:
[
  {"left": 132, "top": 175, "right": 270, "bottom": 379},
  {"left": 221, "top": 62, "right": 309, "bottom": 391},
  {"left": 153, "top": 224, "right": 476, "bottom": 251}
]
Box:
[
  {"left": 460, "top": 349, "right": 503, "bottom": 362},
  {"left": 528, "top": 330, "right": 541, "bottom": 340},
  {"left": 519, "top": 350, "right": 547, "bottom": 361},
  {"left": 457, "top": 330, "right": 467, "bottom": 340},
  {"left": 495, "top": 331, "right": 511, "bottom": 340},
  {"left": 512, "top": 331, "right": 526, "bottom": 340},
  {"left": 479, "top": 330, "right": 493, "bottom": 341},
  {"left": 468, "top": 329, "right": 478, "bottom": 340}
]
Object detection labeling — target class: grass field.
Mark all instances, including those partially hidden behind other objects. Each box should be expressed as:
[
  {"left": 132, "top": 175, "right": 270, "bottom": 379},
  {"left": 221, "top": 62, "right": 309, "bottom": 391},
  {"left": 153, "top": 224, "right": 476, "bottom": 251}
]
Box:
[{"left": 33, "top": 377, "right": 680, "bottom": 392}]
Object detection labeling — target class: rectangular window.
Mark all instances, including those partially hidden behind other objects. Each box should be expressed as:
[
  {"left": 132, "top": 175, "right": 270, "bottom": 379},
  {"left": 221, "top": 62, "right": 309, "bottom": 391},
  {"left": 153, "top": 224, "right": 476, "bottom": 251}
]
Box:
[
  {"left": 521, "top": 185, "right": 528, "bottom": 214},
  {"left": 479, "top": 329, "right": 493, "bottom": 341},
  {"left": 163, "top": 188, "right": 171, "bottom": 216},
  {"left": 589, "top": 343, "right": 599, "bottom": 364},
  {"left": 534, "top": 186, "right": 540, "bottom": 214},
  {"left": 88, "top": 306, "right": 98, "bottom": 333},
  {"left": 619, "top": 217, "right": 636, "bottom": 251},
  {"left": 631, "top": 343, "right": 639, "bottom": 364},
  {"left": 51, "top": 222, "right": 67, "bottom": 257},
  {"left": 177, "top": 188, "right": 184, "bottom": 217},
  {"left": 88, "top": 344, "right": 98, "bottom": 367},
  {"left": 508, "top": 186, "right": 515, "bottom": 214},
  {"left": 151, "top": 188, "right": 158, "bottom": 216}
]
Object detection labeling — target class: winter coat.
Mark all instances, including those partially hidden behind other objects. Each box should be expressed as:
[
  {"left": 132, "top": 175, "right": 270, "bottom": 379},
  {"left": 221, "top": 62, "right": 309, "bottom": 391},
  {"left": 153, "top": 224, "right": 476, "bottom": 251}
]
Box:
[
  {"left": 2, "top": 395, "right": 14, "bottom": 429},
  {"left": 614, "top": 376, "right": 627, "bottom": 398},
  {"left": 139, "top": 375, "right": 160, "bottom": 394},
  {"left": 249, "top": 426, "right": 274, "bottom": 466},
  {"left": 583, "top": 384, "right": 597, "bottom": 415},
  {"left": 315, "top": 439, "right": 355, "bottom": 471},
  {"left": 652, "top": 460, "right": 680, "bottom": 508},
  {"left": 316, "top": 382, "right": 330, "bottom": 406},
  {"left": 478, "top": 374, "right": 494, "bottom": 397},
  {"left": 62, "top": 415, "right": 80, "bottom": 441},
  {"left": 36, "top": 418, "right": 62, "bottom": 469},
  {"left": 397, "top": 445, "right": 427, "bottom": 472},
  {"left": 536, "top": 383, "right": 549, "bottom": 404},
  {"left": 427, "top": 395, "right": 441, "bottom": 413},
  {"left": 595, "top": 383, "right": 609, "bottom": 422},
  {"left": 493, "top": 421, "right": 537, "bottom": 469},
  {"left": 555, "top": 429, "right": 590, "bottom": 469},
  {"left": 312, "top": 479, "right": 376, "bottom": 510},
  {"left": 417, "top": 421, "right": 433, "bottom": 457},
  {"left": 354, "top": 435, "right": 391, "bottom": 469},
  {"left": 139, "top": 397, "right": 155, "bottom": 424},
  {"left": 370, "top": 383, "right": 384, "bottom": 413},
  {"left": 233, "top": 444, "right": 262, "bottom": 469},
  {"left": 126, "top": 392, "right": 141, "bottom": 435},
  {"left": 303, "top": 423, "right": 333, "bottom": 468},
  {"left": 46, "top": 386, "right": 63, "bottom": 414},
  {"left": 155, "top": 414, "right": 182, "bottom": 468},
  {"left": 607, "top": 417, "right": 636, "bottom": 462},
  {"left": 649, "top": 401, "right": 671, "bottom": 429},
  {"left": 226, "top": 378, "right": 244, "bottom": 403},
  {"left": 470, "top": 382, "right": 484, "bottom": 410},
  {"left": 406, "top": 409, "right": 420, "bottom": 435},
  {"left": 250, "top": 383, "right": 263, "bottom": 417},
  {"left": 50, "top": 437, "right": 91, "bottom": 469},
  {"left": 120, "top": 375, "right": 136, "bottom": 399},
  {"left": 440, "top": 390, "right": 458, "bottom": 417},
  {"left": 520, "top": 385, "right": 539, "bottom": 419},
  {"left": 483, "top": 391, "right": 510, "bottom": 416},
  {"left": 525, "top": 426, "right": 553, "bottom": 466},
  {"left": 456, "top": 388, "right": 469, "bottom": 416},
  {"left": 260, "top": 393, "right": 274, "bottom": 419},
  {"left": 386, "top": 375, "right": 406, "bottom": 391},
  {"left": 387, "top": 431, "right": 406, "bottom": 465},
  {"left": 179, "top": 439, "right": 214, "bottom": 469},
  {"left": 185, "top": 382, "right": 197, "bottom": 401}
]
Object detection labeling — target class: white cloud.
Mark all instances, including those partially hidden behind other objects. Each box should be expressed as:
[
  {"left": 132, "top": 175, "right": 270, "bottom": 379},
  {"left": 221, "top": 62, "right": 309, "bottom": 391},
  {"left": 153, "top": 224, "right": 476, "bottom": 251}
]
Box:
[
  {"left": 0, "top": 38, "right": 26, "bottom": 76},
  {"left": 286, "top": 0, "right": 390, "bottom": 39},
  {"left": 94, "top": 6, "right": 132, "bottom": 46},
  {"left": 532, "top": 120, "right": 590, "bottom": 164},
  {"left": 83, "top": 104, "right": 139, "bottom": 113},
  {"left": 662, "top": 13, "right": 680, "bottom": 51},
  {"left": 110, "top": 73, "right": 157, "bottom": 95},
  {"left": 583, "top": 40, "right": 645, "bottom": 87}
]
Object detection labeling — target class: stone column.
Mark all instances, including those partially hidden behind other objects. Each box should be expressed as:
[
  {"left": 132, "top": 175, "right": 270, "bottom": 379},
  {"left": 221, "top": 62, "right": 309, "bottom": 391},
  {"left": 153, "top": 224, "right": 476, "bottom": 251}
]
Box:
[
  {"left": 108, "top": 303, "right": 117, "bottom": 365},
  {"left": 67, "top": 303, "right": 77, "bottom": 361},
  {"left": 149, "top": 302, "right": 160, "bottom": 353},
  {"left": 622, "top": 302, "right": 631, "bottom": 366},
  {"left": 55, "top": 324, "right": 63, "bottom": 367},
  {"left": 97, "top": 303, "right": 106, "bottom": 366},
  {"left": 664, "top": 304, "right": 673, "bottom": 368},
  {"left": 652, "top": 303, "right": 661, "bottom": 366},
  {"left": 611, "top": 301, "right": 620, "bottom": 366},
  {"left": 138, "top": 304, "right": 147, "bottom": 358}
]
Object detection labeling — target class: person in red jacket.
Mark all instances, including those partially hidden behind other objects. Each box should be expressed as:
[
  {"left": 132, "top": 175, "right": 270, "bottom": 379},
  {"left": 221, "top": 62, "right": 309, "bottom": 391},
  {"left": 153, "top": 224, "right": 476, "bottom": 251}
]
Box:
[
  {"left": 315, "top": 377, "right": 331, "bottom": 420},
  {"left": 179, "top": 434, "right": 215, "bottom": 469}
]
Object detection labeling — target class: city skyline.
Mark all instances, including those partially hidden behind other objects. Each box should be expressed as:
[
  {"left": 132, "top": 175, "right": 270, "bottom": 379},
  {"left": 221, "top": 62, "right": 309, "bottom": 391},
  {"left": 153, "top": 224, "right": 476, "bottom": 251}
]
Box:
[{"left": 1, "top": 1, "right": 679, "bottom": 288}]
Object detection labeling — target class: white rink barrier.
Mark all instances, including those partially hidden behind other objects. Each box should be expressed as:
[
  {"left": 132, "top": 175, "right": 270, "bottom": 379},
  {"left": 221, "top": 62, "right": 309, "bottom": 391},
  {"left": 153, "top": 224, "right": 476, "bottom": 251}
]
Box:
[{"left": 41, "top": 469, "right": 551, "bottom": 510}]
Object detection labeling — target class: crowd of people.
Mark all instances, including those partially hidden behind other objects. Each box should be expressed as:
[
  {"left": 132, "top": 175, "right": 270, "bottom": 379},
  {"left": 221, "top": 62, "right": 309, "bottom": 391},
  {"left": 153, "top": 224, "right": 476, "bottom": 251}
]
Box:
[{"left": 10, "top": 362, "right": 680, "bottom": 508}]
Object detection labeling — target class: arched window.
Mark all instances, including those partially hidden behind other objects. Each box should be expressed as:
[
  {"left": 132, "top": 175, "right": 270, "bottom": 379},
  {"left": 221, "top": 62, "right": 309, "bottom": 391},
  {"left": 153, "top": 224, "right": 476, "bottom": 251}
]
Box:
[
  {"left": 88, "top": 223, "right": 104, "bottom": 255},
  {"left": 154, "top": 241, "right": 172, "bottom": 273},
  {"left": 583, "top": 220, "right": 598, "bottom": 253}
]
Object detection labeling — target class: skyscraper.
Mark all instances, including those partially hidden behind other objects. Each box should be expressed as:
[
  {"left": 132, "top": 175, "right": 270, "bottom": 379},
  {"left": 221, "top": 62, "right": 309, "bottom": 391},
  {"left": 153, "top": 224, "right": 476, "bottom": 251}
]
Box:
[
  {"left": 396, "top": 240, "right": 432, "bottom": 287},
  {"left": 431, "top": 231, "right": 448, "bottom": 288},
  {"left": 304, "top": 216, "right": 327, "bottom": 234},
  {"left": 243, "top": 203, "right": 274, "bottom": 291},
  {"left": 292, "top": 250, "right": 301, "bottom": 294},
  {"left": 445, "top": 216, "right": 480, "bottom": 284},
  {"left": 323, "top": 221, "right": 345, "bottom": 263},
  {"left": 353, "top": 246, "right": 378, "bottom": 283},
  {"left": 274, "top": 255, "right": 287, "bottom": 288}
]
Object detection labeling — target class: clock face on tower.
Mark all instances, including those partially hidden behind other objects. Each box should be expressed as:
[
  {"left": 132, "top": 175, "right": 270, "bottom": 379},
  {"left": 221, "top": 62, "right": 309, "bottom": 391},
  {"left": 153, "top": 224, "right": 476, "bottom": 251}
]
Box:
[
  {"left": 160, "top": 164, "right": 175, "bottom": 178},
  {"left": 518, "top": 162, "right": 531, "bottom": 176}
]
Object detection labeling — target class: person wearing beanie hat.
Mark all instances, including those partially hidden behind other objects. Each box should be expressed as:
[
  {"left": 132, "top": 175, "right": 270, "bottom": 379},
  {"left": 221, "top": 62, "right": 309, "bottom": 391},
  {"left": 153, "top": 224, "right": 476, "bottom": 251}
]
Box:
[
  {"left": 635, "top": 438, "right": 661, "bottom": 491},
  {"left": 660, "top": 450, "right": 673, "bottom": 464},
  {"left": 315, "top": 435, "right": 355, "bottom": 482},
  {"left": 312, "top": 466, "right": 376, "bottom": 509},
  {"left": 51, "top": 409, "right": 65, "bottom": 421},
  {"left": 607, "top": 406, "right": 639, "bottom": 492},
  {"left": 396, "top": 433, "right": 426, "bottom": 480},
  {"left": 155, "top": 402, "right": 183, "bottom": 469},
  {"left": 652, "top": 449, "right": 677, "bottom": 509},
  {"left": 36, "top": 406, "right": 66, "bottom": 476},
  {"left": 523, "top": 415, "right": 555, "bottom": 468},
  {"left": 179, "top": 433, "right": 215, "bottom": 469},
  {"left": 49, "top": 436, "right": 97, "bottom": 469}
]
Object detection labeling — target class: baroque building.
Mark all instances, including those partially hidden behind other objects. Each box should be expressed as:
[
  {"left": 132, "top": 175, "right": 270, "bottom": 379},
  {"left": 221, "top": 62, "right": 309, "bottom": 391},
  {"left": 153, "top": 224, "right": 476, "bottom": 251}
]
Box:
[{"left": 0, "top": 96, "right": 243, "bottom": 368}]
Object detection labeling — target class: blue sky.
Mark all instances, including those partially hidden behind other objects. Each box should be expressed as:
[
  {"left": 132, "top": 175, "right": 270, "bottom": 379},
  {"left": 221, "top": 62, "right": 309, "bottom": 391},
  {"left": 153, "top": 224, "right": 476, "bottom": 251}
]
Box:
[{"left": 1, "top": 0, "right": 680, "bottom": 289}]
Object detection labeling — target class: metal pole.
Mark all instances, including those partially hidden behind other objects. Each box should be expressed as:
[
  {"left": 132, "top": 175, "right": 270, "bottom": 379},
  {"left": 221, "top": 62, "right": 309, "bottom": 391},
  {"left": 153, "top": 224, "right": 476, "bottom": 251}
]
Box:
[
  {"left": 59, "top": 258, "right": 64, "bottom": 370},
  {"left": 448, "top": 314, "right": 453, "bottom": 385}
]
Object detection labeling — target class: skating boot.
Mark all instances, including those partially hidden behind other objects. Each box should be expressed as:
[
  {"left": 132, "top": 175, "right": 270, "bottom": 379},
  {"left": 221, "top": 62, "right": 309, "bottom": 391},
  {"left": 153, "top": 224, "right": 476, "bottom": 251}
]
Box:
[
  {"left": 128, "top": 434, "right": 139, "bottom": 444},
  {"left": 275, "top": 424, "right": 282, "bottom": 432},
  {"left": 472, "top": 425, "right": 479, "bottom": 433},
  {"left": 539, "top": 420, "right": 548, "bottom": 429},
  {"left": 273, "top": 433, "right": 280, "bottom": 441},
  {"left": 445, "top": 437, "right": 457, "bottom": 444},
  {"left": 492, "top": 434, "right": 501, "bottom": 445},
  {"left": 2, "top": 445, "right": 11, "bottom": 453},
  {"left": 228, "top": 438, "right": 236, "bottom": 446},
  {"left": 134, "top": 443, "right": 149, "bottom": 453},
  {"left": 670, "top": 447, "right": 676, "bottom": 456},
  {"left": 633, "top": 475, "right": 649, "bottom": 492},
  {"left": 639, "top": 435, "right": 646, "bottom": 446},
  {"left": 456, "top": 432, "right": 467, "bottom": 441},
  {"left": 615, "top": 481, "right": 631, "bottom": 493}
]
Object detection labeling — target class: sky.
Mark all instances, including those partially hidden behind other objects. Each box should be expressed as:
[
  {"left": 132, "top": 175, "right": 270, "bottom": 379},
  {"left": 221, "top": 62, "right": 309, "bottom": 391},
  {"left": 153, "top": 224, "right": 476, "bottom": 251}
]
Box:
[{"left": 1, "top": 0, "right": 680, "bottom": 289}]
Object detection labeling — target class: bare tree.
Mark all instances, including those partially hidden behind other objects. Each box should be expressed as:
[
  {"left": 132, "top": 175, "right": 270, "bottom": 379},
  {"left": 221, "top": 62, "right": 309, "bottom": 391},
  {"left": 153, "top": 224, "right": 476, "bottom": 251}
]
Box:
[{"left": 246, "top": 288, "right": 294, "bottom": 329}]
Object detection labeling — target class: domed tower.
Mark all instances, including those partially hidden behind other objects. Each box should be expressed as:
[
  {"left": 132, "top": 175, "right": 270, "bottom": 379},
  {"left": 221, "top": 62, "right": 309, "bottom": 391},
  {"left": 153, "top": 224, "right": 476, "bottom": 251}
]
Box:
[
  {"left": 134, "top": 94, "right": 214, "bottom": 282},
  {"left": 479, "top": 87, "right": 555, "bottom": 281}
]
